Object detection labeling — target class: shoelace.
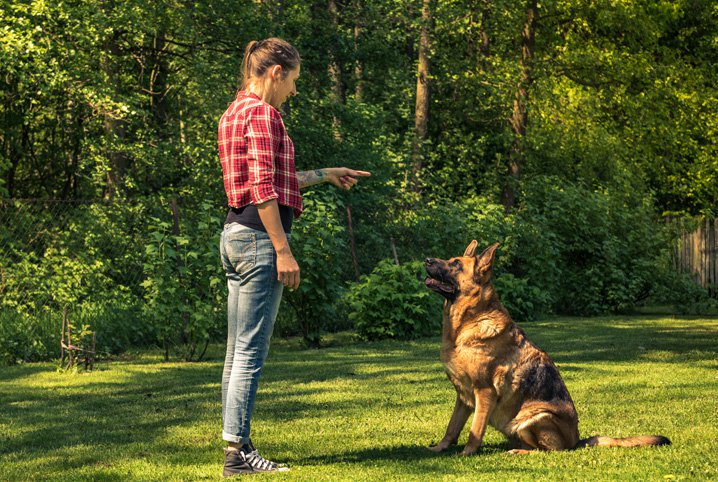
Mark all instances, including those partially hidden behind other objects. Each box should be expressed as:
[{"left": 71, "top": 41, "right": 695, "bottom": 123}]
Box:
[{"left": 243, "top": 449, "right": 277, "bottom": 471}]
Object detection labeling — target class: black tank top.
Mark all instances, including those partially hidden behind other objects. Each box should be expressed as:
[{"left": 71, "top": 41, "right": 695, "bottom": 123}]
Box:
[{"left": 225, "top": 204, "right": 293, "bottom": 233}]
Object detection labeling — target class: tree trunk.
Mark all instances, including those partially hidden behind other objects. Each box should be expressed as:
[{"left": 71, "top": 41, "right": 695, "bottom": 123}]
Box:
[
  {"left": 149, "top": 32, "right": 169, "bottom": 124},
  {"left": 103, "top": 30, "right": 128, "bottom": 200},
  {"left": 502, "top": 0, "right": 537, "bottom": 211},
  {"left": 327, "top": 0, "right": 346, "bottom": 105},
  {"left": 479, "top": 1, "right": 491, "bottom": 67},
  {"left": 326, "top": 0, "right": 345, "bottom": 141},
  {"left": 353, "top": 0, "right": 365, "bottom": 102},
  {"left": 61, "top": 102, "right": 83, "bottom": 199},
  {"left": 411, "top": 0, "right": 432, "bottom": 190}
]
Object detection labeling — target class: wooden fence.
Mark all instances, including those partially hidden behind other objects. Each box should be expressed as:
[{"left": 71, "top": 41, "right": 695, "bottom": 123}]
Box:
[{"left": 674, "top": 219, "right": 718, "bottom": 296}]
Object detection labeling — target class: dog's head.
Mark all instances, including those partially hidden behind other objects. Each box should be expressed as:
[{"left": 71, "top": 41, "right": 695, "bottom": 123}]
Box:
[{"left": 425, "top": 241, "right": 499, "bottom": 304}]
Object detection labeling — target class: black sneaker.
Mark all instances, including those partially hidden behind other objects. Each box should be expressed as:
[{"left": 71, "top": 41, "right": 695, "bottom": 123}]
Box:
[{"left": 223, "top": 441, "right": 289, "bottom": 477}]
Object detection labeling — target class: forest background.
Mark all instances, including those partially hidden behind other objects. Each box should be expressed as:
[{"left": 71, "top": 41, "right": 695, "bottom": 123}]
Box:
[{"left": 1, "top": 0, "right": 717, "bottom": 363}]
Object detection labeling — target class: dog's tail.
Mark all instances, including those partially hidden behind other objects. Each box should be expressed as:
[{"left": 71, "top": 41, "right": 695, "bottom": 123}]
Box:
[{"left": 575, "top": 435, "right": 671, "bottom": 449}]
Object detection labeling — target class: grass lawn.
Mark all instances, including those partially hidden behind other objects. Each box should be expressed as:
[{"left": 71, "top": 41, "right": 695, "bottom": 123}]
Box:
[{"left": 1, "top": 316, "right": 717, "bottom": 481}]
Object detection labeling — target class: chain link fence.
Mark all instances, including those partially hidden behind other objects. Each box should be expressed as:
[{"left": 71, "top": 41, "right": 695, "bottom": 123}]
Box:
[{"left": 1, "top": 199, "right": 147, "bottom": 311}]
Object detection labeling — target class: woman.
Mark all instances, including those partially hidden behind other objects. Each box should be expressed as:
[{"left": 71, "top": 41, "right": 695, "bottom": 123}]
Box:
[{"left": 217, "top": 37, "right": 370, "bottom": 476}]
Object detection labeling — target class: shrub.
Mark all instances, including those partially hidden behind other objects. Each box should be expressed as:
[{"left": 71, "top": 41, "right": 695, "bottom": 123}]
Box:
[
  {"left": 279, "top": 191, "right": 349, "bottom": 346},
  {"left": 519, "top": 177, "right": 669, "bottom": 315},
  {"left": 650, "top": 271, "right": 717, "bottom": 315},
  {"left": 494, "top": 273, "right": 549, "bottom": 322},
  {"left": 346, "top": 260, "right": 442, "bottom": 341},
  {"left": 0, "top": 309, "right": 57, "bottom": 365},
  {"left": 387, "top": 196, "right": 512, "bottom": 263},
  {"left": 78, "top": 300, "right": 151, "bottom": 355},
  {"left": 372, "top": 196, "right": 554, "bottom": 321},
  {"left": 0, "top": 298, "right": 148, "bottom": 365},
  {"left": 142, "top": 200, "right": 224, "bottom": 361}
]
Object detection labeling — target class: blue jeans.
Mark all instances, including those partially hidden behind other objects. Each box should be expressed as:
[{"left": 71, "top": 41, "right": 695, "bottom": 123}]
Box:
[{"left": 220, "top": 223, "right": 285, "bottom": 444}]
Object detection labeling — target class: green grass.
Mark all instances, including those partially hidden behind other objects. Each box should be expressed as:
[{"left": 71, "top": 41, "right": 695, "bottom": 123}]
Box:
[{"left": 1, "top": 316, "right": 717, "bottom": 481}]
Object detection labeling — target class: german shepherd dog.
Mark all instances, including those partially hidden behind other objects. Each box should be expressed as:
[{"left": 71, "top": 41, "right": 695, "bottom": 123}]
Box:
[{"left": 424, "top": 241, "right": 671, "bottom": 455}]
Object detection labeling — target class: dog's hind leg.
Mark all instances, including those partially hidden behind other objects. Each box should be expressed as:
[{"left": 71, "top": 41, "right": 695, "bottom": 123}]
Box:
[
  {"left": 512, "top": 414, "right": 573, "bottom": 453},
  {"left": 429, "top": 393, "right": 472, "bottom": 452}
]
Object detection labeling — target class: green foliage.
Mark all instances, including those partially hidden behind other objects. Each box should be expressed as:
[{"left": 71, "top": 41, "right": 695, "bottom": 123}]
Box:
[
  {"left": 372, "top": 196, "right": 555, "bottom": 321},
  {"left": 0, "top": 300, "right": 148, "bottom": 366},
  {"left": 142, "top": 200, "right": 224, "bottom": 361},
  {"left": 1, "top": 0, "right": 716, "bottom": 359},
  {"left": 375, "top": 196, "right": 510, "bottom": 267},
  {"left": 347, "top": 260, "right": 441, "bottom": 341},
  {"left": 494, "top": 274, "right": 549, "bottom": 323},
  {"left": 0, "top": 309, "right": 56, "bottom": 365},
  {"left": 0, "top": 200, "right": 153, "bottom": 364},
  {"left": 77, "top": 301, "right": 151, "bottom": 356},
  {"left": 650, "top": 271, "right": 718, "bottom": 315},
  {"left": 519, "top": 177, "right": 670, "bottom": 315},
  {"left": 280, "top": 192, "right": 349, "bottom": 346}
]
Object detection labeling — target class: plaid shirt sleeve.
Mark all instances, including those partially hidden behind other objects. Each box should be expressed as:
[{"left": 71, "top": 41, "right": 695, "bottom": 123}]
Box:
[{"left": 245, "top": 104, "right": 282, "bottom": 205}]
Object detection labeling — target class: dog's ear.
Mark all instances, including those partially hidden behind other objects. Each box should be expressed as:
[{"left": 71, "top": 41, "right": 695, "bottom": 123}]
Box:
[
  {"left": 475, "top": 242, "right": 499, "bottom": 277},
  {"left": 463, "top": 240, "right": 478, "bottom": 257}
]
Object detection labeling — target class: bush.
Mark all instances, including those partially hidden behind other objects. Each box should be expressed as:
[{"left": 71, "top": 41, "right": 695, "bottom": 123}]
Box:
[
  {"left": 279, "top": 191, "right": 349, "bottom": 346},
  {"left": 494, "top": 273, "right": 549, "bottom": 322},
  {"left": 346, "top": 260, "right": 442, "bottom": 341},
  {"left": 650, "top": 271, "right": 717, "bottom": 315},
  {"left": 142, "top": 200, "right": 224, "bottom": 361},
  {"left": 0, "top": 298, "right": 148, "bottom": 365},
  {"left": 79, "top": 300, "right": 151, "bottom": 355},
  {"left": 386, "top": 196, "right": 512, "bottom": 264},
  {"left": 0, "top": 199, "right": 156, "bottom": 363},
  {"left": 519, "top": 177, "right": 669, "bottom": 315},
  {"left": 0, "top": 309, "right": 57, "bottom": 365},
  {"left": 372, "top": 196, "right": 554, "bottom": 321}
]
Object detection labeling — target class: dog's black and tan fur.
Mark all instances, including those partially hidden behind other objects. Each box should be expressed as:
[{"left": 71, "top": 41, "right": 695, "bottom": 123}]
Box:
[{"left": 425, "top": 241, "right": 670, "bottom": 455}]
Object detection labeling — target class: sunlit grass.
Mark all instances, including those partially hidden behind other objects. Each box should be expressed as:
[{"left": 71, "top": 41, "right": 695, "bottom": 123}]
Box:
[{"left": 1, "top": 316, "right": 716, "bottom": 481}]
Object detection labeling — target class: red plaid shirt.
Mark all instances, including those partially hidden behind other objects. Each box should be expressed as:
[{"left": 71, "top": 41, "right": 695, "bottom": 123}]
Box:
[{"left": 218, "top": 91, "right": 302, "bottom": 217}]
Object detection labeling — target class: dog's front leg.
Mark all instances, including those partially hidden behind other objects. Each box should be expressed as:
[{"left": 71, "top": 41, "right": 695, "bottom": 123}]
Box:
[
  {"left": 460, "top": 388, "right": 497, "bottom": 456},
  {"left": 429, "top": 393, "right": 472, "bottom": 452}
]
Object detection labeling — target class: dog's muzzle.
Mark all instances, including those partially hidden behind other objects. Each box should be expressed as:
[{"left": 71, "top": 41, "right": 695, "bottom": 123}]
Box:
[{"left": 425, "top": 258, "right": 456, "bottom": 295}]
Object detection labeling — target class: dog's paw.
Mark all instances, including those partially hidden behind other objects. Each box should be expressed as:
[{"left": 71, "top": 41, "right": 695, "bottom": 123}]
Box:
[
  {"left": 507, "top": 449, "right": 533, "bottom": 455},
  {"left": 428, "top": 443, "right": 450, "bottom": 453},
  {"left": 458, "top": 446, "right": 480, "bottom": 456}
]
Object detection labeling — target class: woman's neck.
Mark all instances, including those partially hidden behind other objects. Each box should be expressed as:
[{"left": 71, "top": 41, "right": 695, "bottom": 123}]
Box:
[{"left": 246, "top": 81, "right": 276, "bottom": 108}]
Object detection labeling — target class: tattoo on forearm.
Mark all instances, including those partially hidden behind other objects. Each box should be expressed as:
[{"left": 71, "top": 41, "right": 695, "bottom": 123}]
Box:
[{"left": 297, "top": 169, "right": 326, "bottom": 189}]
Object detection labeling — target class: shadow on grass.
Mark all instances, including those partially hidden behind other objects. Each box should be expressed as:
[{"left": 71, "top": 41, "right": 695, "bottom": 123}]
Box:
[
  {"left": 518, "top": 316, "right": 718, "bottom": 364},
  {"left": 301, "top": 441, "right": 514, "bottom": 465},
  {"left": 0, "top": 363, "right": 220, "bottom": 457},
  {"left": 298, "top": 442, "right": 551, "bottom": 478},
  {"left": 0, "top": 364, "right": 52, "bottom": 383}
]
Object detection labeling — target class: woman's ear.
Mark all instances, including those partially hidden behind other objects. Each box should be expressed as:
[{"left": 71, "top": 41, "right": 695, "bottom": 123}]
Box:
[{"left": 269, "top": 64, "right": 283, "bottom": 81}]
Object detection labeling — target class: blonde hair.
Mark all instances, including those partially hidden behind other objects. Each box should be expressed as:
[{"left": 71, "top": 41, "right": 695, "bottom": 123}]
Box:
[{"left": 240, "top": 38, "right": 301, "bottom": 90}]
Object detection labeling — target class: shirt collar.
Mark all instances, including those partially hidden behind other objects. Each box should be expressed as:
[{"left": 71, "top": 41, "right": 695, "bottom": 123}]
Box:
[{"left": 237, "top": 90, "right": 261, "bottom": 101}]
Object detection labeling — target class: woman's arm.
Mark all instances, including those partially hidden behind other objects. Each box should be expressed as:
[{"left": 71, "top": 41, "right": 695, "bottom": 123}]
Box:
[
  {"left": 297, "top": 167, "right": 371, "bottom": 190},
  {"left": 256, "top": 200, "right": 300, "bottom": 290},
  {"left": 296, "top": 169, "right": 327, "bottom": 188}
]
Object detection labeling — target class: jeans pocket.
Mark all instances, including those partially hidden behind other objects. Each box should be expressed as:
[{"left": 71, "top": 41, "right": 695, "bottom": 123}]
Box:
[{"left": 224, "top": 232, "right": 257, "bottom": 275}]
